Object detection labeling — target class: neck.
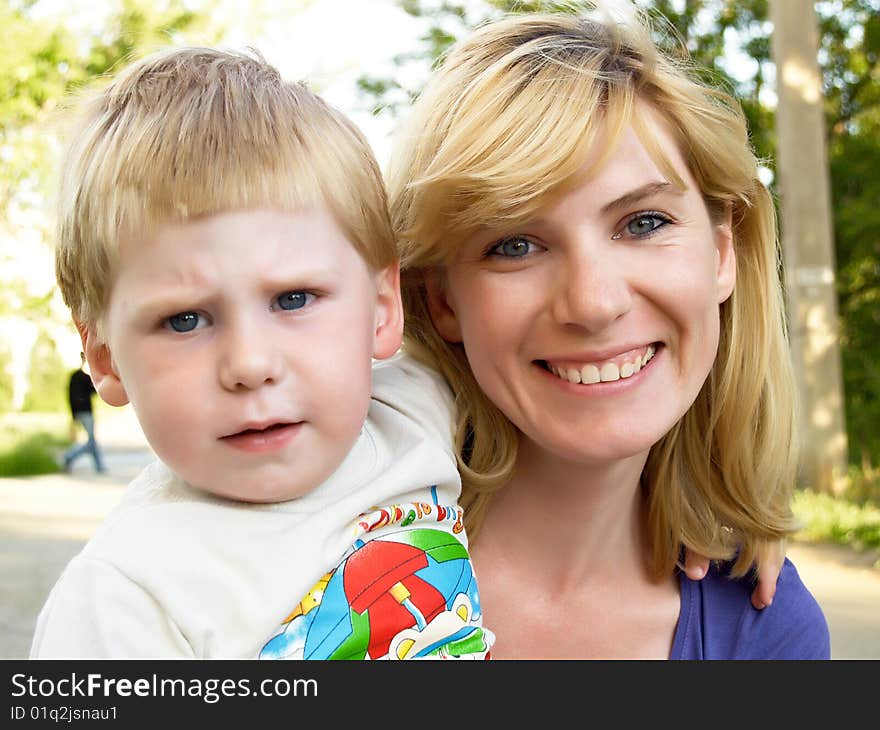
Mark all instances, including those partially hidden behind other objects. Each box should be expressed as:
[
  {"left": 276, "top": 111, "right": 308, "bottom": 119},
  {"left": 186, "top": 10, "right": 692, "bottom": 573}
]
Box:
[{"left": 475, "top": 438, "right": 653, "bottom": 589}]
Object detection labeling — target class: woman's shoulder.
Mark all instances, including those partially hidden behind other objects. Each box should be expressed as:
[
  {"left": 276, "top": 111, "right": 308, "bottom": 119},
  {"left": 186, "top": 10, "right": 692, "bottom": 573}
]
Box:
[{"left": 672, "top": 557, "right": 831, "bottom": 659}]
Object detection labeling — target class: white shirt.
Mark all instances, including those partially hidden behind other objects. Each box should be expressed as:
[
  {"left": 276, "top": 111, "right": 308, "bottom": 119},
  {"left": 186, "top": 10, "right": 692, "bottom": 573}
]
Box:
[{"left": 30, "top": 354, "right": 484, "bottom": 659}]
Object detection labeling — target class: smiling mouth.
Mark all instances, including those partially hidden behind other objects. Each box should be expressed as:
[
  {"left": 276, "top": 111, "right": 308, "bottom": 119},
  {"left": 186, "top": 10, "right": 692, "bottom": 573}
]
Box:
[{"left": 538, "top": 343, "right": 660, "bottom": 385}]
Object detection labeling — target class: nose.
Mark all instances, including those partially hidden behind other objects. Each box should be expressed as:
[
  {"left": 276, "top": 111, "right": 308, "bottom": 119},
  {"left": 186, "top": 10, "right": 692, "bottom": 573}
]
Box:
[
  {"left": 218, "top": 317, "right": 283, "bottom": 391},
  {"left": 551, "top": 240, "right": 632, "bottom": 332}
]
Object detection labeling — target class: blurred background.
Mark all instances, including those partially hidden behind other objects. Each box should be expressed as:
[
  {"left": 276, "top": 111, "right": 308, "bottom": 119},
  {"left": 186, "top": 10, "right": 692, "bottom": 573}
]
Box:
[{"left": 0, "top": 0, "right": 878, "bottom": 655}]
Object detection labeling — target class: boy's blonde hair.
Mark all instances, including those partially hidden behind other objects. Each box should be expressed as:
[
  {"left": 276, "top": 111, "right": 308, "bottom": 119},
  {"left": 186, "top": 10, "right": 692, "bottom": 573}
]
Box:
[
  {"left": 56, "top": 46, "right": 395, "bottom": 333},
  {"left": 388, "top": 7, "right": 799, "bottom": 578}
]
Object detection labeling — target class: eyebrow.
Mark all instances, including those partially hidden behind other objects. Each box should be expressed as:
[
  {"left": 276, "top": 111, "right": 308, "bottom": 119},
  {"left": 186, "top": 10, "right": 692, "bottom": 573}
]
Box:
[{"left": 600, "top": 181, "right": 684, "bottom": 215}]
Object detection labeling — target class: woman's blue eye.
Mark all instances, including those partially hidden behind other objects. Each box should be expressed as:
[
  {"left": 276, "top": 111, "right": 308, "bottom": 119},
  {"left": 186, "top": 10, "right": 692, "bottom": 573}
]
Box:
[
  {"left": 625, "top": 213, "right": 669, "bottom": 237},
  {"left": 166, "top": 312, "right": 202, "bottom": 333},
  {"left": 489, "top": 237, "right": 534, "bottom": 257},
  {"left": 277, "top": 291, "right": 313, "bottom": 311}
]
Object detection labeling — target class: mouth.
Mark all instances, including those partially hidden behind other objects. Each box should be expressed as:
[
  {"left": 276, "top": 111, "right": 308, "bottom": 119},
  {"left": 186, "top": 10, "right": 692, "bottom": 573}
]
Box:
[
  {"left": 220, "top": 421, "right": 303, "bottom": 453},
  {"left": 223, "top": 422, "right": 296, "bottom": 438},
  {"left": 537, "top": 343, "right": 661, "bottom": 385}
]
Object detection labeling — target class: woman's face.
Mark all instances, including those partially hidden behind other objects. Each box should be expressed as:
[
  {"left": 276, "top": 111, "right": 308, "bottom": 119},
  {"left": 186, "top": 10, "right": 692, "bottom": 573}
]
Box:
[{"left": 426, "top": 108, "right": 736, "bottom": 466}]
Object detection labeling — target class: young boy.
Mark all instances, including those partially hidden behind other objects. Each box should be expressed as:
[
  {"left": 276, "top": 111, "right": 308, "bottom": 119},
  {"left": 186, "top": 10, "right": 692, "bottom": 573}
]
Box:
[{"left": 31, "top": 47, "right": 492, "bottom": 660}]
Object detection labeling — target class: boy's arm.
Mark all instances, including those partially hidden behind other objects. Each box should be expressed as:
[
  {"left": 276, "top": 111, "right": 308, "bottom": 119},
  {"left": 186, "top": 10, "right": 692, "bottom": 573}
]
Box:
[
  {"left": 30, "top": 556, "right": 192, "bottom": 658},
  {"left": 370, "top": 352, "right": 456, "bottom": 456},
  {"left": 259, "top": 355, "right": 492, "bottom": 660},
  {"left": 258, "top": 510, "right": 494, "bottom": 660}
]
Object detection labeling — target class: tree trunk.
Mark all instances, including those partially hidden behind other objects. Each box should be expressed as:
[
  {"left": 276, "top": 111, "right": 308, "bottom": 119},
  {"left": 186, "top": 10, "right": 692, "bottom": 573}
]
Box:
[{"left": 770, "top": 0, "right": 849, "bottom": 494}]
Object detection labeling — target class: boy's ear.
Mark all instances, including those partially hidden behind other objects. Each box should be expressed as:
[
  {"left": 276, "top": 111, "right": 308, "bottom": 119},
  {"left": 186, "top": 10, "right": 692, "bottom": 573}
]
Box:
[
  {"left": 75, "top": 320, "right": 130, "bottom": 407},
  {"left": 424, "top": 268, "right": 462, "bottom": 343},
  {"left": 372, "top": 261, "right": 404, "bottom": 360}
]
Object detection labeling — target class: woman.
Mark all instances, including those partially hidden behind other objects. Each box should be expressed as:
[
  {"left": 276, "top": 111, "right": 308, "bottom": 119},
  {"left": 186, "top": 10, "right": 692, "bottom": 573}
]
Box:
[{"left": 387, "top": 4, "right": 829, "bottom": 658}]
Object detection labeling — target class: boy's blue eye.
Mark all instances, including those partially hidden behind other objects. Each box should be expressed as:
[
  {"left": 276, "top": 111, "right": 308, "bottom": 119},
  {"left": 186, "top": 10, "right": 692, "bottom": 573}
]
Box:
[
  {"left": 166, "top": 312, "right": 201, "bottom": 333},
  {"left": 277, "top": 291, "right": 313, "bottom": 311}
]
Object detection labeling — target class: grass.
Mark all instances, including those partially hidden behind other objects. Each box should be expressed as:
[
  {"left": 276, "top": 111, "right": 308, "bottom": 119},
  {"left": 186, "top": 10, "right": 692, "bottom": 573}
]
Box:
[
  {"left": 0, "top": 402, "right": 139, "bottom": 477},
  {"left": 793, "top": 472, "right": 880, "bottom": 554},
  {"left": 0, "top": 411, "right": 71, "bottom": 477}
]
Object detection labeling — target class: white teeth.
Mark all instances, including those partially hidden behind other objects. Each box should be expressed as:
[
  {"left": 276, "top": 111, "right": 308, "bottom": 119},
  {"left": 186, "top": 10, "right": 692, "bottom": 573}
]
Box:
[
  {"left": 548, "top": 344, "right": 658, "bottom": 385},
  {"left": 580, "top": 364, "right": 600, "bottom": 384},
  {"left": 599, "top": 362, "right": 620, "bottom": 382}
]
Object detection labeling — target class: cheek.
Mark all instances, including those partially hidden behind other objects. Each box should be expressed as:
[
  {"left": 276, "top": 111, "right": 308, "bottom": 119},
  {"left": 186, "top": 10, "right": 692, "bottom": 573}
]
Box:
[
  {"left": 316, "top": 365, "right": 372, "bottom": 436},
  {"left": 453, "top": 281, "right": 537, "bottom": 412},
  {"left": 455, "top": 291, "right": 511, "bottom": 378},
  {"left": 119, "top": 355, "right": 204, "bottom": 463},
  {"left": 678, "top": 294, "right": 722, "bottom": 399},
  {"left": 300, "top": 313, "right": 375, "bottom": 440},
  {"left": 453, "top": 276, "right": 527, "bottom": 354}
]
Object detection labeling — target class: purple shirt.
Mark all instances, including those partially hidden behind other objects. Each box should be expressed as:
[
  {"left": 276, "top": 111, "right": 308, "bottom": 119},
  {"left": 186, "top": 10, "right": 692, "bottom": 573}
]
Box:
[{"left": 670, "top": 558, "right": 830, "bottom": 659}]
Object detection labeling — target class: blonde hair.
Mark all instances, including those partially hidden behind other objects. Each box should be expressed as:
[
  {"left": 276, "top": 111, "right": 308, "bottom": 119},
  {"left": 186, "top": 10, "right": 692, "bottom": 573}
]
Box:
[
  {"left": 55, "top": 46, "right": 395, "bottom": 332},
  {"left": 388, "top": 6, "right": 799, "bottom": 578}
]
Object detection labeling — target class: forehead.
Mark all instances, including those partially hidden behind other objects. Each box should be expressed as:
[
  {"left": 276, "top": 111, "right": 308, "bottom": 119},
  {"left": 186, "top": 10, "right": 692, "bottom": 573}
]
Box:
[
  {"left": 113, "top": 207, "right": 368, "bottom": 284},
  {"left": 572, "top": 102, "right": 690, "bottom": 197}
]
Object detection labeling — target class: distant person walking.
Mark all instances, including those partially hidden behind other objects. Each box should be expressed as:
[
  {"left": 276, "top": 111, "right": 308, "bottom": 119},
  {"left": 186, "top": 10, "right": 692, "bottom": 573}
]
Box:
[{"left": 62, "top": 352, "right": 105, "bottom": 473}]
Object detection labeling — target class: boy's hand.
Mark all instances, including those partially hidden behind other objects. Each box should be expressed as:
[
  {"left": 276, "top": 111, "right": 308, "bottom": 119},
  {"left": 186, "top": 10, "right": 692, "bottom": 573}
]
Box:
[
  {"left": 749, "top": 539, "right": 786, "bottom": 610},
  {"left": 682, "top": 548, "right": 710, "bottom": 582},
  {"left": 683, "top": 541, "right": 786, "bottom": 609}
]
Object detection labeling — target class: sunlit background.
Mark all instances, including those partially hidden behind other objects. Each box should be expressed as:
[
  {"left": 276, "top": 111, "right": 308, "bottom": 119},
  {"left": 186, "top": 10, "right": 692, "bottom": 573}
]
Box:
[
  {"left": 1, "top": 0, "right": 879, "bottom": 661},
  {"left": 0, "top": 0, "right": 880, "bottom": 486},
  {"left": 1, "top": 0, "right": 434, "bottom": 386},
  {"left": 1, "top": 0, "right": 879, "bottom": 558}
]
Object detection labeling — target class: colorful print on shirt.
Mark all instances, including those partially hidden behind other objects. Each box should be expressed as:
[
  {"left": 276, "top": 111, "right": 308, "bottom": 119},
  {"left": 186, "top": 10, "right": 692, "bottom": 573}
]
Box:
[{"left": 259, "top": 487, "right": 491, "bottom": 660}]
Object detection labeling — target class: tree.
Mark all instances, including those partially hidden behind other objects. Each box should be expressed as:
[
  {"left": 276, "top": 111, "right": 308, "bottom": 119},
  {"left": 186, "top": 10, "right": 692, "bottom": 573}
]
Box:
[
  {"left": 771, "top": 0, "right": 848, "bottom": 494},
  {"left": 0, "top": 0, "right": 223, "bottom": 412}
]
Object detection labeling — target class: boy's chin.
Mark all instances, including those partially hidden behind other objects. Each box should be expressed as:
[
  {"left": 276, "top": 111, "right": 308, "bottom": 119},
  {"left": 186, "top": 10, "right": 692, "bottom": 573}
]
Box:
[{"left": 196, "top": 481, "right": 308, "bottom": 504}]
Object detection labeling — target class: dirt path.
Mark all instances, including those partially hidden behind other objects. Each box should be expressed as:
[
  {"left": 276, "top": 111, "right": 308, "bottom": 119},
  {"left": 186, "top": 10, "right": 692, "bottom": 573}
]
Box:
[{"left": 786, "top": 541, "right": 880, "bottom": 659}]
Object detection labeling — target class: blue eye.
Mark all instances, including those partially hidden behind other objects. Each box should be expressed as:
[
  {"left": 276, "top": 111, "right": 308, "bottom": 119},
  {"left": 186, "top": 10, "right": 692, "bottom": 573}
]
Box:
[
  {"left": 623, "top": 213, "right": 671, "bottom": 237},
  {"left": 277, "top": 291, "right": 313, "bottom": 311},
  {"left": 166, "top": 312, "right": 202, "bottom": 333},
  {"left": 487, "top": 236, "right": 536, "bottom": 258}
]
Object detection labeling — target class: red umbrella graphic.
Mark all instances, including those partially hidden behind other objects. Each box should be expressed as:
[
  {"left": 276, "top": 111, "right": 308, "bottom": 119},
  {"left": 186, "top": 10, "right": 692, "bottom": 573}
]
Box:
[{"left": 342, "top": 539, "right": 446, "bottom": 658}]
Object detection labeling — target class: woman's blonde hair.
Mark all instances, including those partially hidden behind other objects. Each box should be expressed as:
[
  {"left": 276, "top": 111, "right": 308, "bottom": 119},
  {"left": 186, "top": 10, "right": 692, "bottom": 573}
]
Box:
[
  {"left": 56, "top": 46, "right": 395, "bottom": 334},
  {"left": 387, "top": 5, "right": 799, "bottom": 578}
]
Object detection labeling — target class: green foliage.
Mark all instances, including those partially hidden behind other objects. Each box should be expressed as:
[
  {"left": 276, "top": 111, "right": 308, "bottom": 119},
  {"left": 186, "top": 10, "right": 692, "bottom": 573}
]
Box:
[
  {"left": 794, "top": 464, "right": 880, "bottom": 555},
  {"left": 831, "top": 117, "right": 880, "bottom": 466},
  {"left": 793, "top": 487, "right": 880, "bottom": 553},
  {"left": 0, "top": 348, "right": 14, "bottom": 413},
  {"left": 0, "top": 0, "right": 218, "bottom": 207},
  {"left": 0, "top": 412, "right": 70, "bottom": 477},
  {"left": 22, "top": 333, "right": 67, "bottom": 412},
  {"left": 842, "top": 465, "right": 880, "bottom": 506},
  {"left": 0, "top": 431, "right": 65, "bottom": 476},
  {"left": 0, "top": 0, "right": 227, "bottom": 413}
]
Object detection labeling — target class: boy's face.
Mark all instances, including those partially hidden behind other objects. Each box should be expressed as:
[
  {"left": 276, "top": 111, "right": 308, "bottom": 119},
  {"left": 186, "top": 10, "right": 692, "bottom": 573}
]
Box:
[{"left": 84, "top": 208, "right": 402, "bottom": 502}]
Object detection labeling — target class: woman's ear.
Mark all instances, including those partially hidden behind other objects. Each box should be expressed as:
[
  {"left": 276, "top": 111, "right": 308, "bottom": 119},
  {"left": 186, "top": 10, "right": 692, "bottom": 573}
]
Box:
[
  {"left": 372, "top": 261, "right": 404, "bottom": 360},
  {"left": 76, "top": 321, "right": 130, "bottom": 407},
  {"left": 714, "top": 207, "right": 736, "bottom": 304},
  {"left": 424, "top": 268, "right": 462, "bottom": 343}
]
